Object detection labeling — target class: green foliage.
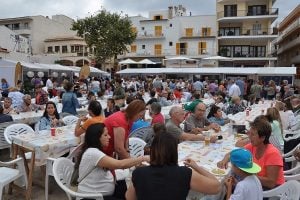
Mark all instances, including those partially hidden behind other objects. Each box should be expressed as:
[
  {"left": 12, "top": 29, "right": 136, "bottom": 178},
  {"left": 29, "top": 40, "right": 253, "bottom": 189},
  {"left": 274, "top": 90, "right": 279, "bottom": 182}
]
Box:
[{"left": 72, "top": 9, "right": 136, "bottom": 63}]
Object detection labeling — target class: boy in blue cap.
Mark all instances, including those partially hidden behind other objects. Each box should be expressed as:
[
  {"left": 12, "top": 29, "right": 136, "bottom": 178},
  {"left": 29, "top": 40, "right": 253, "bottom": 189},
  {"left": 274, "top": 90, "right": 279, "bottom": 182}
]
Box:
[{"left": 225, "top": 148, "right": 263, "bottom": 200}]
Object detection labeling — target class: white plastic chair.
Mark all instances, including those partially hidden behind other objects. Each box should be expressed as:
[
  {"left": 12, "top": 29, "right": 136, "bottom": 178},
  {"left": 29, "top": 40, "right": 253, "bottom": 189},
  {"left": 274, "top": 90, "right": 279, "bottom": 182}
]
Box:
[
  {"left": 4, "top": 123, "right": 34, "bottom": 159},
  {"left": 284, "top": 163, "right": 300, "bottom": 181},
  {"left": 129, "top": 137, "right": 146, "bottom": 158},
  {"left": 129, "top": 127, "right": 154, "bottom": 146},
  {"left": 53, "top": 157, "right": 103, "bottom": 200},
  {"left": 62, "top": 115, "right": 79, "bottom": 126},
  {"left": 0, "top": 157, "right": 28, "bottom": 200},
  {"left": 263, "top": 180, "right": 300, "bottom": 200},
  {"left": 45, "top": 143, "right": 83, "bottom": 200},
  {"left": 4, "top": 123, "right": 35, "bottom": 145},
  {"left": 0, "top": 122, "right": 11, "bottom": 150},
  {"left": 283, "top": 143, "right": 300, "bottom": 158}
]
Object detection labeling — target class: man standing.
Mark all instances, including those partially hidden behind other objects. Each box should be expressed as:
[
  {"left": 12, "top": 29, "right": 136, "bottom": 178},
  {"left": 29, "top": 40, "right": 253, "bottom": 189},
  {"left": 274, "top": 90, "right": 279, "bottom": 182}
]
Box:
[
  {"left": 228, "top": 80, "right": 241, "bottom": 98},
  {"left": 46, "top": 76, "right": 54, "bottom": 98}
]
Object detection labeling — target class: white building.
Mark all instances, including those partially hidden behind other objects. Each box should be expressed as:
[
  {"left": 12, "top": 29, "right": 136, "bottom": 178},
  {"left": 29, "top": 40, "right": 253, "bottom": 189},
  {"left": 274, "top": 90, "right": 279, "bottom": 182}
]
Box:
[
  {"left": 118, "top": 5, "right": 218, "bottom": 68},
  {"left": 0, "top": 15, "right": 90, "bottom": 66}
]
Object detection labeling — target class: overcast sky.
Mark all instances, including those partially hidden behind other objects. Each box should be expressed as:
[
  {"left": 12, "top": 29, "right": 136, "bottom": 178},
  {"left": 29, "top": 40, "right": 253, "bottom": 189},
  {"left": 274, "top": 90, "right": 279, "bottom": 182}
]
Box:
[{"left": 0, "top": 0, "right": 298, "bottom": 23}]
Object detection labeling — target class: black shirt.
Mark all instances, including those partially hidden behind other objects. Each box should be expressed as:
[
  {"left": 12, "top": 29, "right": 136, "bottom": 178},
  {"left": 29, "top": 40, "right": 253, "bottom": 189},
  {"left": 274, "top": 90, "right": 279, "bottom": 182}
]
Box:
[
  {"left": 0, "top": 114, "right": 13, "bottom": 123},
  {"left": 132, "top": 165, "right": 192, "bottom": 200}
]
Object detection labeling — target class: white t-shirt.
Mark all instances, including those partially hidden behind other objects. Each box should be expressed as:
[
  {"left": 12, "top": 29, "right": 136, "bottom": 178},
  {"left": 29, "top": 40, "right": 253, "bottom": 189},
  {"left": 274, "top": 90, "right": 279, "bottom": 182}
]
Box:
[
  {"left": 78, "top": 148, "right": 115, "bottom": 196},
  {"left": 229, "top": 175, "right": 263, "bottom": 200}
]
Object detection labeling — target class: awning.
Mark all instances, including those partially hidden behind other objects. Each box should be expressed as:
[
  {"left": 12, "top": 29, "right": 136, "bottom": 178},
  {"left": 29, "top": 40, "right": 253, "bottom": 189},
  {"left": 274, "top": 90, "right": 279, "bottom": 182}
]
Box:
[{"left": 119, "top": 58, "right": 137, "bottom": 64}]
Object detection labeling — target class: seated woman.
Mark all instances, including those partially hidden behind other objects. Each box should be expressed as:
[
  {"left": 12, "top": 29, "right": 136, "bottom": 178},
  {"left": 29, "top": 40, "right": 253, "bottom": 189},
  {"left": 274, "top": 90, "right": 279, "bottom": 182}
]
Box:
[
  {"left": 19, "top": 94, "right": 42, "bottom": 112},
  {"left": 76, "top": 123, "right": 148, "bottom": 199},
  {"left": 0, "top": 103, "right": 13, "bottom": 123},
  {"left": 75, "top": 100, "right": 105, "bottom": 137},
  {"left": 126, "top": 131, "right": 221, "bottom": 200},
  {"left": 149, "top": 102, "right": 165, "bottom": 125},
  {"left": 265, "top": 107, "right": 284, "bottom": 153},
  {"left": 226, "top": 96, "right": 245, "bottom": 115},
  {"left": 218, "top": 116, "right": 285, "bottom": 190},
  {"left": 207, "top": 105, "right": 229, "bottom": 126},
  {"left": 39, "top": 101, "right": 61, "bottom": 130}
]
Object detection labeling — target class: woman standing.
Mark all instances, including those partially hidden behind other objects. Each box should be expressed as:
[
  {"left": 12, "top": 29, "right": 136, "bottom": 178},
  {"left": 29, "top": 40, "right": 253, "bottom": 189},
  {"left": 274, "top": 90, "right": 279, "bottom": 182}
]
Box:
[
  {"left": 62, "top": 81, "right": 80, "bottom": 115},
  {"left": 39, "top": 101, "right": 61, "bottom": 130},
  {"left": 77, "top": 123, "right": 148, "bottom": 199},
  {"left": 126, "top": 132, "right": 221, "bottom": 200},
  {"left": 104, "top": 100, "right": 146, "bottom": 159}
]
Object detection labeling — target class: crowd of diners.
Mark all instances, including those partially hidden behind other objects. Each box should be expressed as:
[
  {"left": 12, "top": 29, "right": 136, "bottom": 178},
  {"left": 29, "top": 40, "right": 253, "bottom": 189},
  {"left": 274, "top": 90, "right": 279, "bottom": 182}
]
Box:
[{"left": 0, "top": 74, "right": 299, "bottom": 200}]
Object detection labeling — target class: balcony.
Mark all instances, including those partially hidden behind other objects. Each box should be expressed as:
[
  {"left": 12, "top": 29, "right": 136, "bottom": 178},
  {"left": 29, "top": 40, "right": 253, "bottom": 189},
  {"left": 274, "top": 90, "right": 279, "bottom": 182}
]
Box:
[
  {"left": 136, "top": 31, "right": 165, "bottom": 40},
  {"left": 180, "top": 31, "right": 216, "bottom": 39},
  {"left": 218, "top": 48, "right": 276, "bottom": 61},
  {"left": 277, "top": 37, "right": 300, "bottom": 55},
  {"left": 217, "top": 8, "right": 278, "bottom": 22},
  {"left": 276, "top": 19, "right": 300, "bottom": 44},
  {"left": 117, "top": 47, "right": 215, "bottom": 58}
]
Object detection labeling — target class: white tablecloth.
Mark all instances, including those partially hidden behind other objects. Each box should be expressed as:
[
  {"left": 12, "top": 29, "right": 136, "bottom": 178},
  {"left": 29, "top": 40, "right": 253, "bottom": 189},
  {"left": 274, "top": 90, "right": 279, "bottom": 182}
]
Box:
[{"left": 11, "top": 125, "right": 80, "bottom": 166}]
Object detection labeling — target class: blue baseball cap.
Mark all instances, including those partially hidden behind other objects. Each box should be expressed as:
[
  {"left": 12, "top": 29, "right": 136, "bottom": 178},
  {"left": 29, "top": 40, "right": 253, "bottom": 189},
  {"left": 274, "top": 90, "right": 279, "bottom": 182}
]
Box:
[{"left": 230, "top": 148, "right": 261, "bottom": 174}]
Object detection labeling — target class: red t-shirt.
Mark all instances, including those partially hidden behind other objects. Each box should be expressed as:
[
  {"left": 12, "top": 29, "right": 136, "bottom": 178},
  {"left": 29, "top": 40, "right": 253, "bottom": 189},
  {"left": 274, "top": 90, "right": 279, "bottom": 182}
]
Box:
[
  {"left": 244, "top": 143, "right": 285, "bottom": 186},
  {"left": 151, "top": 113, "right": 165, "bottom": 125},
  {"left": 104, "top": 111, "right": 131, "bottom": 157}
]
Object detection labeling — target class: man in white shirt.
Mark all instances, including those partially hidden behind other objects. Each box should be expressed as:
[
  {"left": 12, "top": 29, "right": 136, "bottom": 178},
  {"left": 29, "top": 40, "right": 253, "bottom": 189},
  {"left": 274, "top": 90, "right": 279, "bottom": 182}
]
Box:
[
  {"left": 46, "top": 77, "right": 54, "bottom": 98},
  {"left": 228, "top": 81, "right": 241, "bottom": 98}
]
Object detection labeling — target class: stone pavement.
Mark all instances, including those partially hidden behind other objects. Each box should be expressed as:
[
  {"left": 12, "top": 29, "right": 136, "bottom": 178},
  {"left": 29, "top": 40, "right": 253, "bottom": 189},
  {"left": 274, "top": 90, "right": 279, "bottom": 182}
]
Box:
[{"left": 1, "top": 149, "right": 67, "bottom": 200}]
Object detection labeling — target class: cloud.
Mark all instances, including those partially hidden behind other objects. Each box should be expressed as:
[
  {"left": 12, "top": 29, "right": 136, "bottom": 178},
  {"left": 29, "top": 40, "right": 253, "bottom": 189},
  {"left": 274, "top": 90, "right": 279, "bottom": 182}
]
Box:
[{"left": 0, "top": 0, "right": 298, "bottom": 22}]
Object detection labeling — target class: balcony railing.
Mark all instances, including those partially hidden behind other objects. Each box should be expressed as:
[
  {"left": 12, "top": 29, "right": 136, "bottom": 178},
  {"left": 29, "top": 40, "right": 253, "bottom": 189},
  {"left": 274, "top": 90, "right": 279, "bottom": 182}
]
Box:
[
  {"left": 181, "top": 31, "right": 216, "bottom": 38},
  {"left": 136, "top": 31, "right": 165, "bottom": 39},
  {"left": 218, "top": 28, "right": 278, "bottom": 36},
  {"left": 217, "top": 8, "right": 278, "bottom": 19},
  {"left": 218, "top": 49, "right": 275, "bottom": 58}
]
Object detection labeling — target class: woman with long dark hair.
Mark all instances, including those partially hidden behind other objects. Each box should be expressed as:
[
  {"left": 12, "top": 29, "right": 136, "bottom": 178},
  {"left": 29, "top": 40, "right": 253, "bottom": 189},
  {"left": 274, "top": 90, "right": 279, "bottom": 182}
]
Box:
[
  {"left": 126, "top": 130, "right": 221, "bottom": 200},
  {"left": 39, "top": 101, "right": 60, "bottom": 130},
  {"left": 76, "top": 123, "right": 147, "bottom": 199}
]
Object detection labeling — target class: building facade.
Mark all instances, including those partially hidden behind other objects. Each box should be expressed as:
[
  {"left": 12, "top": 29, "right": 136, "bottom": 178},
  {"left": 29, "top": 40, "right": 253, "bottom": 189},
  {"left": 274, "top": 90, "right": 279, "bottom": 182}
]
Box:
[
  {"left": 274, "top": 4, "right": 300, "bottom": 79},
  {"left": 0, "top": 15, "right": 90, "bottom": 66},
  {"left": 118, "top": 5, "right": 218, "bottom": 68},
  {"left": 216, "top": 0, "right": 278, "bottom": 67}
]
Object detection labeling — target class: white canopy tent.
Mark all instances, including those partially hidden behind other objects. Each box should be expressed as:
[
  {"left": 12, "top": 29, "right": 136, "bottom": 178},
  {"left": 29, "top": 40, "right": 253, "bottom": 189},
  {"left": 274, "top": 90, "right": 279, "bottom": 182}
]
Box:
[
  {"left": 119, "top": 58, "right": 137, "bottom": 65},
  {"left": 163, "top": 56, "right": 198, "bottom": 68},
  {"left": 117, "top": 67, "right": 296, "bottom": 76}
]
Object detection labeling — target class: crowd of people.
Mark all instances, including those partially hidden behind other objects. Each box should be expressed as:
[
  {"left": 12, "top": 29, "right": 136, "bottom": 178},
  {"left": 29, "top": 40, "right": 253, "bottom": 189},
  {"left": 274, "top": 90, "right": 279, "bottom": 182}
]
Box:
[{"left": 0, "top": 74, "right": 300, "bottom": 199}]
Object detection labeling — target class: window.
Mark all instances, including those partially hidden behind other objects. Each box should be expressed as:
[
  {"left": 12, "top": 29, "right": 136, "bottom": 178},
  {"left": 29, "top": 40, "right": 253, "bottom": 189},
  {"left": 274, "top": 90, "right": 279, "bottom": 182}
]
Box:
[
  {"left": 248, "top": 5, "right": 267, "bottom": 16},
  {"left": 55, "top": 46, "right": 60, "bottom": 53},
  {"left": 185, "top": 28, "right": 193, "bottom": 37},
  {"left": 154, "top": 44, "right": 162, "bottom": 55},
  {"left": 155, "top": 26, "right": 162, "bottom": 36},
  {"left": 176, "top": 43, "right": 187, "bottom": 55},
  {"left": 62, "top": 46, "right": 68, "bottom": 53},
  {"left": 154, "top": 15, "right": 162, "bottom": 20},
  {"left": 169, "top": 42, "right": 173, "bottom": 46},
  {"left": 47, "top": 46, "right": 53, "bottom": 53},
  {"left": 202, "top": 27, "right": 211, "bottom": 36},
  {"left": 198, "top": 42, "right": 207, "bottom": 54},
  {"left": 224, "top": 5, "right": 237, "bottom": 17},
  {"left": 131, "top": 27, "right": 137, "bottom": 34},
  {"left": 142, "top": 45, "right": 145, "bottom": 49},
  {"left": 24, "top": 22, "right": 29, "bottom": 29},
  {"left": 170, "top": 23, "right": 172, "bottom": 27},
  {"left": 131, "top": 45, "right": 137, "bottom": 53},
  {"left": 12, "top": 23, "right": 20, "bottom": 30},
  {"left": 141, "top": 27, "right": 144, "bottom": 30}
]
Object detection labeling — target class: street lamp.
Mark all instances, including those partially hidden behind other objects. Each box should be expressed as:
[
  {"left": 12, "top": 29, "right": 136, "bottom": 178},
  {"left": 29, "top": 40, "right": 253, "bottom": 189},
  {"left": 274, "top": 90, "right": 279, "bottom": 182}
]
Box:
[{"left": 82, "top": 32, "right": 90, "bottom": 67}]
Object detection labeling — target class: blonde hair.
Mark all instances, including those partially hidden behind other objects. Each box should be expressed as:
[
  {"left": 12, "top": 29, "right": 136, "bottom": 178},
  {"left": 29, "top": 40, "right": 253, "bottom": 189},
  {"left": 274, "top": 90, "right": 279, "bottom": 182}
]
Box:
[{"left": 266, "top": 107, "right": 283, "bottom": 135}]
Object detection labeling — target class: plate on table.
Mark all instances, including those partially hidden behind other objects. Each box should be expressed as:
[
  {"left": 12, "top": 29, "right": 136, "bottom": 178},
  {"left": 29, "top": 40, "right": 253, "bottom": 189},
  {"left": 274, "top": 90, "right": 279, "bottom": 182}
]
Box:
[{"left": 210, "top": 168, "right": 226, "bottom": 176}]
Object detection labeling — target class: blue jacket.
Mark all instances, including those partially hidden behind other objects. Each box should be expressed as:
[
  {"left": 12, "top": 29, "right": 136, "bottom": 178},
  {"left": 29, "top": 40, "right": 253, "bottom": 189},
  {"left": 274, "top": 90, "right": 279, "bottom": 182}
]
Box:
[{"left": 62, "top": 92, "right": 80, "bottom": 115}]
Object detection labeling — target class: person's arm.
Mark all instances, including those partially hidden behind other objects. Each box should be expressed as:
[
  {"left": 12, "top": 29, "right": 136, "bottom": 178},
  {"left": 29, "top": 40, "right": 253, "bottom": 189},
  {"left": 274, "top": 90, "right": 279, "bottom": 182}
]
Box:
[
  {"left": 72, "top": 93, "right": 81, "bottom": 108},
  {"left": 126, "top": 184, "right": 137, "bottom": 200},
  {"left": 217, "top": 152, "right": 230, "bottom": 169},
  {"left": 114, "top": 127, "right": 130, "bottom": 159},
  {"left": 184, "top": 159, "right": 221, "bottom": 195},
  {"left": 180, "top": 132, "right": 204, "bottom": 141},
  {"left": 98, "top": 154, "right": 148, "bottom": 169},
  {"left": 257, "top": 165, "right": 281, "bottom": 189},
  {"left": 74, "top": 117, "right": 87, "bottom": 137}
]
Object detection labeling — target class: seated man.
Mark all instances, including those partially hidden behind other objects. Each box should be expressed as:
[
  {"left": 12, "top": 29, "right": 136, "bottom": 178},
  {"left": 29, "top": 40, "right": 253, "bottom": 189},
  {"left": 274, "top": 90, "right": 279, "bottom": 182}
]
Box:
[
  {"left": 0, "top": 104, "right": 13, "bottom": 123},
  {"left": 184, "top": 102, "right": 220, "bottom": 134},
  {"left": 19, "top": 94, "right": 42, "bottom": 112},
  {"left": 158, "top": 90, "right": 172, "bottom": 107},
  {"left": 2, "top": 97, "right": 14, "bottom": 114},
  {"left": 166, "top": 106, "right": 217, "bottom": 142}
]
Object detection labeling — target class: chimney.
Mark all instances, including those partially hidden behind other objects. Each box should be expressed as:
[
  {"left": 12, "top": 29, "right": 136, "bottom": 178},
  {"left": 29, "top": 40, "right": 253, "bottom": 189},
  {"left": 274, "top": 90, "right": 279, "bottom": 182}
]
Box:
[{"left": 168, "top": 6, "right": 173, "bottom": 19}]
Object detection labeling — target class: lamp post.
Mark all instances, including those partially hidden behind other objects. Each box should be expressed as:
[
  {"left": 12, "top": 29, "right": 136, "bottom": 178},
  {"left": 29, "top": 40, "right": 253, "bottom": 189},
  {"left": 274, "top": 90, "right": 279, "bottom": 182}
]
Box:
[{"left": 82, "top": 32, "right": 90, "bottom": 67}]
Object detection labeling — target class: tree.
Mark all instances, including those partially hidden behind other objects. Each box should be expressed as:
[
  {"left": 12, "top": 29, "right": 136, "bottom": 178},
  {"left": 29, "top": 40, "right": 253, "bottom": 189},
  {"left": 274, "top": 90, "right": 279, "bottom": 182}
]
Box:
[{"left": 72, "top": 9, "right": 136, "bottom": 65}]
